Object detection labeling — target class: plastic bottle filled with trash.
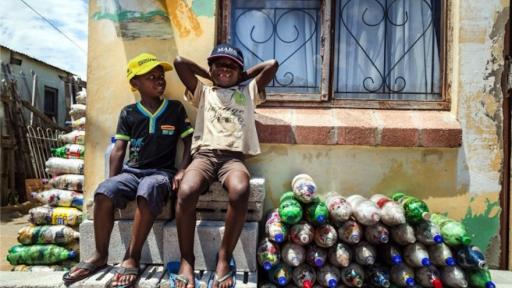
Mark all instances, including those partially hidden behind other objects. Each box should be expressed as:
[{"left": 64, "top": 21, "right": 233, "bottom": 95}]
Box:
[
  {"left": 328, "top": 242, "right": 352, "bottom": 268},
  {"left": 313, "top": 224, "right": 337, "bottom": 248},
  {"left": 429, "top": 213, "right": 471, "bottom": 246},
  {"left": 6, "top": 244, "right": 76, "bottom": 265},
  {"left": 366, "top": 264, "right": 390, "bottom": 288},
  {"left": 59, "top": 130, "right": 85, "bottom": 145},
  {"left": 282, "top": 242, "right": 305, "bottom": 267},
  {"left": 291, "top": 174, "right": 317, "bottom": 203},
  {"left": 377, "top": 243, "right": 403, "bottom": 266},
  {"left": 257, "top": 238, "right": 281, "bottom": 271},
  {"left": 17, "top": 225, "right": 79, "bottom": 245},
  {"left": 266, "top": 209, "right": 288, "bottom": 243},
  {"left": 391, "top": 192, "right": 430, "bottom": 224},
  {"left": 305, "top": 198, "right": 329, "bottom": 226},
  {"left": 325, "top": 192, "right": 352, "bottom": 223},
  {"left": 354, "top": 242, "right": 376, "bottom": 266},
  {"left": 292, "top": 263, "right": 316, "bottom": 288},
  {"left": 279, "top": 195, "right": 303, "bottom": 225},
  {"left": 51, "top": 144, "right": 85, "bottom": 159},
  {"left": 318, "top": 264, "right": 340, "bottom": 288},
  {"left": 428, "top": 243, "right": 456, "bottom": 267},
  {"left": 455, "top": 245, "right": 486, "bottom": 269},
  {"left": 29, "top": 206, "right": 83, "bottom": 226},
  {"left": 340, "top": 263, "right": 365, "bottom": 288},
  {"left": 32, "top": 189, "right": 83, "bottom": 210},
  {"left": 370, "top": 194, "right": 406, "bottom": 226},
  {"left": 347, "top": 195, "right": 380, "bottom": 226},
  {"left": 268, "top": 263, "right": 292, "bottom": 286},
  {"left": 414, "top": 220, "right": 444, "bottom": 246},
  {"left": 290, "top": 221, "right": 314, "bottom": 246},
  {"left": 337, "top": 220, "right": 362, "bottom": 244},
  {"left": 403, "top": 243, "right": 431, "bottom": 268},
  {"left": 390, "top": 263, "right": 415, "bottom": 287},
  {"left": 364, "top": 223, "right": 389, "bottom": 245},
  {"left": 390, "top": 223, "right": 416, "bottom": 246},
  {"left": 466, "top": 268, "right": 496, "bottom": 288},
  {"left": 49, "top": 174, "right": 84, "bottom": 192},
  {"left": 415, "top": 266, "right": 443, "bottom": 288},
  {"left": 45, "top": 157, "right": 84, "bottom": 176},
  {"left": 441, "top": 266, "right": 468, "bottom": 288},
  {"left": 306, "top": 245, "right": 327, "bottom": 268}
]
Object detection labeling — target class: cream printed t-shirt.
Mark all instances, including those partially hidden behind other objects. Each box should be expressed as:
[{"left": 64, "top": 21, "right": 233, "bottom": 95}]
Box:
[{"left": 186, "top": 79, "right": 262, "bottom": 155}]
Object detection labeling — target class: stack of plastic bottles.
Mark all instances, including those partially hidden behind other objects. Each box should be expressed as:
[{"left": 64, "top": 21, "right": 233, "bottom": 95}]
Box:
[
  {"left": 257, "top": 174, "right": 496, "bottom": 288},
  {"left": 6, "top": 90, "right": 88, "bottom": 272}
]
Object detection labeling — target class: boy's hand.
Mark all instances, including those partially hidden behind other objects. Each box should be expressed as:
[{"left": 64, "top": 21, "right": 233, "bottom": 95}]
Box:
[{"left": 172, "top": 169, "right": 186, "bottom": 191}]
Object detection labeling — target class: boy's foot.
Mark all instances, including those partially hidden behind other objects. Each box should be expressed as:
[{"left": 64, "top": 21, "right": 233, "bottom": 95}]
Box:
[
  {"left": 210, "top": 257, "right": 236, "bottom": 288},
  {"left": 108, "top": 258, "right": 140, "bottom": 288},
  {"left": 63, "top": 255, "right": 108, "bottom": 285},
  {"left": 175, "top": 259, "right": 195, "bottom": 288}
]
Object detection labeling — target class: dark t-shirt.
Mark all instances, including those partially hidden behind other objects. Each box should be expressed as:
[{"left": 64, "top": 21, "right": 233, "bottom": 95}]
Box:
[{"left": 115, "top": 99, "right": 193, "bottom": 172}]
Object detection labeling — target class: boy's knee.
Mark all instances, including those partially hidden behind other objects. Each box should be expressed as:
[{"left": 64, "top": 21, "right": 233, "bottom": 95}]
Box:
[
  {"left": 227, "top": 181, "right": 249, "bottom": 203},
  {"left": 177, "top": 181, "right": 200, "bottom": 204}
]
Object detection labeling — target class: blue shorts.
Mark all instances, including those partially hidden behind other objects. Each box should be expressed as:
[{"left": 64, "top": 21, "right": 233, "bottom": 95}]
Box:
[{"left": 95, "top": 166, "right": 174, "bottom": 216}]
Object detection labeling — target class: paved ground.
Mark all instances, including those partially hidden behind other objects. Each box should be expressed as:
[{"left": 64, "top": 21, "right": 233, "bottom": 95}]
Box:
[{"left": 0, "top": 202, "right": 34, "bottom": 271}]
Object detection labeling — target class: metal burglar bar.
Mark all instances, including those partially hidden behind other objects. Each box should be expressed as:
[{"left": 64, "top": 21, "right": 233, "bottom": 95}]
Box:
[
  {"left": 335, "top": 0, "right": 442, "bottom": 100},
  {"left": 26, "top": 126, "right": 63, "bottom": 179},
  {"left": 231, "top": 0, "right": 321, "bottom": 93}
]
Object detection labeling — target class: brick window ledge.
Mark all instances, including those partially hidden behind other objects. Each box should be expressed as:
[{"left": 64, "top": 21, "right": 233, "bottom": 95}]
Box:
[{"left": 255, "top": 108, "right": 462, "bottom": 147}]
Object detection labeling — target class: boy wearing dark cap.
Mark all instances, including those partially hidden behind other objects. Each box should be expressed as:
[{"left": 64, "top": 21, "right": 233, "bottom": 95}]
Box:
[
  {"left": 63, "top": 53, "right": 193, "bottom": 288},
  {"left": 173, "top": 44, "right": 278, "bottom": 288}
]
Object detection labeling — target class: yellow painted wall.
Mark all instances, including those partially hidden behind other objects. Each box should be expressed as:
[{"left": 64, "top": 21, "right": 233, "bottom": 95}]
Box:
[{"left": 85, "top": 0, "right": 509, "bottom": 267}]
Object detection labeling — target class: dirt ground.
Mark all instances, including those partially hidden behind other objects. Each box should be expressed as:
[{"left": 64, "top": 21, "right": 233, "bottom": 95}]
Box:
[{"left": 0, "top": 202, "right": 36, "bottom": 271}]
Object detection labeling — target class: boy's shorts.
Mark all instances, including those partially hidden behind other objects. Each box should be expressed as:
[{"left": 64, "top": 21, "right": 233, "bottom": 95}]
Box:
[
  {"left": 95, "top": 166, "right": 173, "bottom": 216},
  {"left": 185, "top": 149, "right": 250, "bottom": 185}
]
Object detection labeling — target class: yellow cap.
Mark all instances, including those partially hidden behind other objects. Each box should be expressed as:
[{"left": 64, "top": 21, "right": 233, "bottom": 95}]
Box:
[{"left": 126, "top": 53, "right": 172, "bottom": 81}]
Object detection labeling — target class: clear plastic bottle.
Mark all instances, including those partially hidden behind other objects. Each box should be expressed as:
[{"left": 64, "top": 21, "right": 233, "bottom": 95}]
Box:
[{"left": 105, "top": 136, "right": 116, "bottom": 179}]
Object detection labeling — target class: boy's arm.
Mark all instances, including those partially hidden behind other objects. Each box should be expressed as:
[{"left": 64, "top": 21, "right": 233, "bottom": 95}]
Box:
[
  {"left": 109, "top": 140, "right": 127, "bottom": 177},
  {"left": 243, "top": 59, "right": 279, "bottom": 91},
  {"left": 172, "top": 135, "right": 192, "bottom": 191},
  {"left": 174, "top": 56, "right": 211, "bottom": 93}
]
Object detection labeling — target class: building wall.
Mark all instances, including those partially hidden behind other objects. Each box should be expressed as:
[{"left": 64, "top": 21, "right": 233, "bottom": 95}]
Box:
[
  {"left": 0, "top": 46, "right": 72, "bottom": 126},
  {"left": 84, "top": 0, "right": 510, "bottom": 267}
]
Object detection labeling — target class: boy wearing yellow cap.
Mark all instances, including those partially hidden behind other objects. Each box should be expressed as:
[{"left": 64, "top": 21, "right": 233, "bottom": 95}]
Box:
[{"left": 63, "top": 53, "right": 193, "bottom": 287}]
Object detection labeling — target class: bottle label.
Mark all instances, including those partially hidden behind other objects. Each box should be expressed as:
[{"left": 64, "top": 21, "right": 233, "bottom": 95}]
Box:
[{"left": 376, "top": 198, "right": 391, "bottom": 208}]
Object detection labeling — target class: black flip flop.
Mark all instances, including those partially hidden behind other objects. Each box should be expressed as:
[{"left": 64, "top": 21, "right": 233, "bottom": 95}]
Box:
[{"left": 62, "top": 261, "right": 108, "bottom": 286}]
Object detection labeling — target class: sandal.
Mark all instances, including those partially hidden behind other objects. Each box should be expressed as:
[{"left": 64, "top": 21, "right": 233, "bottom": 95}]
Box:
[
  {"left": 207, "top": 256, "right": 236, "bottom": 288},
  {"left": 169, "top": 272, "right": 201, "bottom": 288},
  {"left": 62, "top": 261, "right": 108, "bottom": 286},
  {"left": 106, "top": 266, "right": 140, "bottom": 288}
]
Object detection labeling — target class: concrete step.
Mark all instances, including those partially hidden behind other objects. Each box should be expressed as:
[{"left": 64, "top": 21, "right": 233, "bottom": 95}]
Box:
[{"left": 79, "top": 220, "right": 259, "bottom": 271}]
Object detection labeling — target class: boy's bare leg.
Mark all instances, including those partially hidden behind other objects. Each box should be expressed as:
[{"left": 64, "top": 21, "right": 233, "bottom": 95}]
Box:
[
  {"left": 215, "top": 171, "right": 250, "bottom": 288},
  {"left": 176, "top": 170, "right": 209, "bottom": 288},
  {"left": 111, "top": 196, "right": 155, "bottom": 286},
  {"left": 67, "top": 194, "right": 113, "bottom": 278}
]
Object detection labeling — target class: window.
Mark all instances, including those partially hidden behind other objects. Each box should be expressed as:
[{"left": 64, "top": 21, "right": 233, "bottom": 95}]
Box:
[
  {"left": 219, "top": 0, "right": 448, "bottom": 109},
  {"left": 44, "top": 86, "right": 58, "bottom": 120},
  {"left": 9, "top": 55, "right": 22, "bottom": 65}
]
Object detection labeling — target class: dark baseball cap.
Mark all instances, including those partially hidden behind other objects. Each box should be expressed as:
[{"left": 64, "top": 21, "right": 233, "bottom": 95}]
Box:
[{"left": 207, "top": 43, "right": 244, "bottom": 68}]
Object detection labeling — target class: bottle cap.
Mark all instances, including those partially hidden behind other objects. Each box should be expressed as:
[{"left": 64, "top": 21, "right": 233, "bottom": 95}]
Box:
[
  {"left": 317, "top": 215, "right": 326, "bottom": 224},
  {"left": 382, "top": 280, "right": 390, "bottom": 287},
  {"left": 328, "top": 279, "right": 337, "bottom": 288},
  {"left": 445, "top": 257, "right": 456, "bottom": 266},
  {"left": 485, "top": 281, "right": 496, "bottom": 288},
  {"left": 111, "top": 136, "right": 116, "bottom": 143},
  {"left": 380, "top": 235, "right": 389, "bottom": 243},
  {"left": 432, "top": 279, "right": 443, "bottom": 288},
  {"left": 478, "top": 260, "right": 487, "bottom": 269},
  {"left": 460, "top": 235, "right": 472, "bottom": 245},
  {"left": 303, "top": 280, "right": 313, "bottom": 288},
  {"left": 69, "top": 250, "right": 77, "bottom": 259},
  {"left": 314, "top": 258, "right": 324, "bottom": 267},
  {"left": 392, "top": 255, "right": 402, "bottom": 265},
  {"left": 275, "top": 234, "right": 284, "bottom": 243},
  {"left": 421, "top": 258, "right": 431, "bottom": 267},
  {"left": 433, "top": 234, "right": 443, "bottom": 243},
  {"left": 263, "top": 262, "right": 272, "bottom": 271},
  {"left": 406, "top": 277, "right": 415, "bottom": 286},
  {"left": 278, "top": 276, "right": 287, "bottom": 286}
]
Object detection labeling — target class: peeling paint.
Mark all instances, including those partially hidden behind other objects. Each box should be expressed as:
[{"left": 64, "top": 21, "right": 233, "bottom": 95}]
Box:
[
  {"left": 165, "top": 0, "right": 203, "bottom": 38},
  {"left": 462, "top": 197, "right": 501, "bottom": 253},
  {"left": 191, "top": 0, "right": 214, "bottom": 17}
]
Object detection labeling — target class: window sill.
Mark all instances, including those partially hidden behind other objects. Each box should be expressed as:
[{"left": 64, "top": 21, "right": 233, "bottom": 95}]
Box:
[{"left": 255, "top": 108, "right": 462, "bottom": 147}]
